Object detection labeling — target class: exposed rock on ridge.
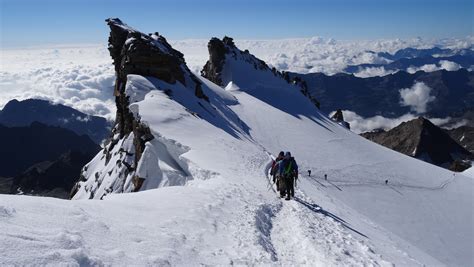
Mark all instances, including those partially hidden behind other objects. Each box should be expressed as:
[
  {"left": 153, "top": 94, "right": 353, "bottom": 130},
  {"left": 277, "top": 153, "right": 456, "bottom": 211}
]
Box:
[
  {"left": 331, "top": 109, "right": 350, "bottom": 129},
  {"left": 107, "top": 17, "right": 208, "bottom": 138},
  {"left": 71, "top": 18, "right": 209, "bottom": 198},
  {"left": 201, "top": 36, "right": 320, "bottom": 109}
]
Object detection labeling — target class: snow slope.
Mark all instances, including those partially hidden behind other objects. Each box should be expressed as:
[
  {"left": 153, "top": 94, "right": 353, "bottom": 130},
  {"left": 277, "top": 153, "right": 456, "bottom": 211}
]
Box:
[{"left": 1, "top": 32, "right": 473, "bottom": 266}]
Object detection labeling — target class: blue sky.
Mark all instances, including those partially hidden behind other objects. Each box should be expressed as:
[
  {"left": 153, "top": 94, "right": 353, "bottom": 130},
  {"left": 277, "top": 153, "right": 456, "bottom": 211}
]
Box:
[{"left": 1, "top": 0, "right": 472, "bottom": 47}]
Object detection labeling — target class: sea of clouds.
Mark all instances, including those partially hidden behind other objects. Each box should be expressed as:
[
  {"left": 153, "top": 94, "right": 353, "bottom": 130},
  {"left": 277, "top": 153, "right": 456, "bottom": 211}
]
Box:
[
  {"left": 1, "top": 36, "right": 472, "bottom": 130},
  {"left": 0, "top": 45, "right": 116, "bottom": 120}
]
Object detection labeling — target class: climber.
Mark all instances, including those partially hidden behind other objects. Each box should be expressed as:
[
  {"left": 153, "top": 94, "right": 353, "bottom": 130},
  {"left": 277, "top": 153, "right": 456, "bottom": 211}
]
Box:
[
  {"left": 278, "top": 152, "right": 298, "bottom": 200},
  {"left": 270, "top": 151, "right": 285, "bottom": 191}
]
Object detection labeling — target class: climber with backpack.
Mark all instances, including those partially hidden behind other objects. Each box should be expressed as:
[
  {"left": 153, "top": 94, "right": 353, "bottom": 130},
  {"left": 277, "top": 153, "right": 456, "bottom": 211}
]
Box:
[
  {"left": 270, "top": 151, "right": 285, "bottom": 191},
  {"left": 278, "top": 152, "right": 298, "bottom": 200}
]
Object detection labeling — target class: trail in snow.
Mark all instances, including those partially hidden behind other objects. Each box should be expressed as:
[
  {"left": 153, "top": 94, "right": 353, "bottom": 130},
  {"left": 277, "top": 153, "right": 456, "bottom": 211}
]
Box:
[
  {"left": 260, "top": 155, "right": 391, "bottom": 266},
  {"left": 302, "top": 169, "right": 455, "bottom": 191}
]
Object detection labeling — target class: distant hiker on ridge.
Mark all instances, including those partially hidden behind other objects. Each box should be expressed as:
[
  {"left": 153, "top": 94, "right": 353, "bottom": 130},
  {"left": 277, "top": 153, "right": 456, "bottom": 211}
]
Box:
[{"left": 278, "top": 152, "right": 298, "bottom": 200}]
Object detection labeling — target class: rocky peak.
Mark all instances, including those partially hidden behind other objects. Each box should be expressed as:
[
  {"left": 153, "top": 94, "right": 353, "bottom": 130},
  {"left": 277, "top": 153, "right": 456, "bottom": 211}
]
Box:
[
  {"left": 201, "top": 36, "right": 320, "bottom": 109},
  {"left": 361, "top": 117, "right": 472, "bottom": 171},
  {"left": 331, "top": 109, "right": 350, "bottom": 129},
  {"left": 106, "top": 18, "right": 207, "bottom": 137}
]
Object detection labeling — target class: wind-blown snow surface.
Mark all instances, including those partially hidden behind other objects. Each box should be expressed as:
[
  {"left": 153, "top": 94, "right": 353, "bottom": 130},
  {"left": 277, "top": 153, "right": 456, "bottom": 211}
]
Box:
[{"left": 1, "top": 50, "right": 473, "bottom": 265}]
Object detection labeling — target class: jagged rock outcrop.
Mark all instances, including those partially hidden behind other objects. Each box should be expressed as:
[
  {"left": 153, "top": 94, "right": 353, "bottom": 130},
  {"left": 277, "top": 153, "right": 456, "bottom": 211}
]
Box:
[
  {"left": 361, "top": 117, "right": 472, "bottom": 171},
  {"left": 201, "top": 36, "right": 321, "bottom": 110},
  {"left": 71, "top": 18, "right": 210, "bottom": 199},
  {"left": 107, "top": 17, "right": 208, "bottom": 138},
  {"left": 331, "top": 109, "right": 350, "bottom": 129}
]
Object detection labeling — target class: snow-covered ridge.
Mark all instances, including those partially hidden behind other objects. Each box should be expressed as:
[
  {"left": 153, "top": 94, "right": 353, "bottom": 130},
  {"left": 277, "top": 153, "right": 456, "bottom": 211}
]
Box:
[
  {"left": 201, "top": 36, "right": 320, "bottom": 109},
  {"left": 3, "top": 19, "right": 472, "bottom": 266},
  {"left": 71, "top": 18, "right": 213, "bottom": 198}
]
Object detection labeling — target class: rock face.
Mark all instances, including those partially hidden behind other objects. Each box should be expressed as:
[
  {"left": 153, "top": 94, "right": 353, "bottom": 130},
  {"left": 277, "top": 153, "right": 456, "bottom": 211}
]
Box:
[
  {"left": 361, "top": 117, "right": 472, "bottom": 171},
  {"left": 200, "top": 37, "right": 231, "bottom": 86},
  {"left": 446, "top": 125, "right": 474, "bottom": 153},
  {"left": 106, "top": 18, "right": 208, "bottom": 138},
  {"left": 0, "top": 122, "right": 100, "bottom": 178},
  {"left": 70, "top": 18, "right": 211, "bottom": 199},
  {"left": 201, "top": 36, "right": 320, "bottom": 109},
  {"left": 0, "top": 99, "right": 110, "bottom": 144},
  {"left": 10, "top": 150, "right": 96, "bottom": 199},
  {"left": 331, "top": 109, "right": 350, "bottom": 129}
]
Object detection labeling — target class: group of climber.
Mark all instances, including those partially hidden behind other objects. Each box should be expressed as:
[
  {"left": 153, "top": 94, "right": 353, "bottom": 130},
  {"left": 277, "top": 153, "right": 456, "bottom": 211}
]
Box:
[{"left": 270, "top": 151, "right": 298, "bottom": 200}]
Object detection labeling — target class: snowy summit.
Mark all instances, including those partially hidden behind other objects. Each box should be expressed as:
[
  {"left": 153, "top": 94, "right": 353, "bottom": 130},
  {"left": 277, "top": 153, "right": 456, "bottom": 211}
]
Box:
[{"left": 0, "top": 18, "right": 472, "bottom": 266}]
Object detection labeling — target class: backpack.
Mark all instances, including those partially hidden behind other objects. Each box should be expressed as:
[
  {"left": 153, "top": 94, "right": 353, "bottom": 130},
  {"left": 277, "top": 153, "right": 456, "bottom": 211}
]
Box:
[{"left": 282, "top": 158, "right": 298, "bottom": 178}]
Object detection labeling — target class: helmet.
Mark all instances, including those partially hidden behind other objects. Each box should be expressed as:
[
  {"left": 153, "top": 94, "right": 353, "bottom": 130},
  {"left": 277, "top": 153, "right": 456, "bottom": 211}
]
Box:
[{"left": 278, "top": 151, "right": 284, "bottom": 157}]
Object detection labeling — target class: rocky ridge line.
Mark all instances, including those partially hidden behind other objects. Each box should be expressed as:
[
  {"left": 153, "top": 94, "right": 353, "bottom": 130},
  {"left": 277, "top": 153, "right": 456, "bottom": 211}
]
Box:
[{"left": 201, "top": 36, "right": 320, "bottom": 109}]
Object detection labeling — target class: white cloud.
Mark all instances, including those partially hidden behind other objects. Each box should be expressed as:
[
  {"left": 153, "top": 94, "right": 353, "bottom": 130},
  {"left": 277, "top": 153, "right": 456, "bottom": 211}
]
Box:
[
  {"left": 439, "top": 60, "right": 461, "bottom": 71},
  {"left": 337, "top": 111, "right": 418, "bottom": 134},
  {"left": 172, "top": 36, "right": 473, "bottom": 76},
  {"left": 407, "top": 64, "right": 439, "bottom": 74},
  {"left": 406, "top": 60, "right": 463, "bottom": 74},
  {"left": 399, "top": 82, "right": 435, "bottom": 113},
  {"left": 353, "top": 66, "right": 397, "bottom": 78},
  {"left": 0, "top": 45, "right": 116, "bottom": 121},
  {"left": 335, "top": 110, "right": 453, "bottom": 134}
]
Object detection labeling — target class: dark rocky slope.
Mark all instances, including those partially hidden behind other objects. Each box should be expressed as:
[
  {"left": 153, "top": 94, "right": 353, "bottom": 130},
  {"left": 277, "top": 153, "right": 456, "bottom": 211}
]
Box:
[
  {"left": 0, "top": 122, "right": 100, "bottom": 177},
  {"left": 10, "top": 150, "right": 96, "bottom": 198},
  {"left": 361, "top": 117, "right": 472, "bottom": 171},
  {"left": 446, "top": 125, "right": 474, "bottom": 154}
]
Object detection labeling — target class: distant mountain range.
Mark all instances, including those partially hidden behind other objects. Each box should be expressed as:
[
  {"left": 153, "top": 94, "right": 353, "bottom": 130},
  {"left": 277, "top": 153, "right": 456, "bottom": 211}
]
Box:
[
  {"left": 377, "top": 47, "right": 474, "bottom": 61},
  {"left": 345, "top": 47, "right": 474, "bottom": 73},
  {"left": 0, "top": 98, "right": 109, "bottom": 198},
  {"left": 0, "top": 99, "right": 110, "bottom": 144},
  {"left": 289, "top": 69, "right": 474, "bottom": 119}
]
